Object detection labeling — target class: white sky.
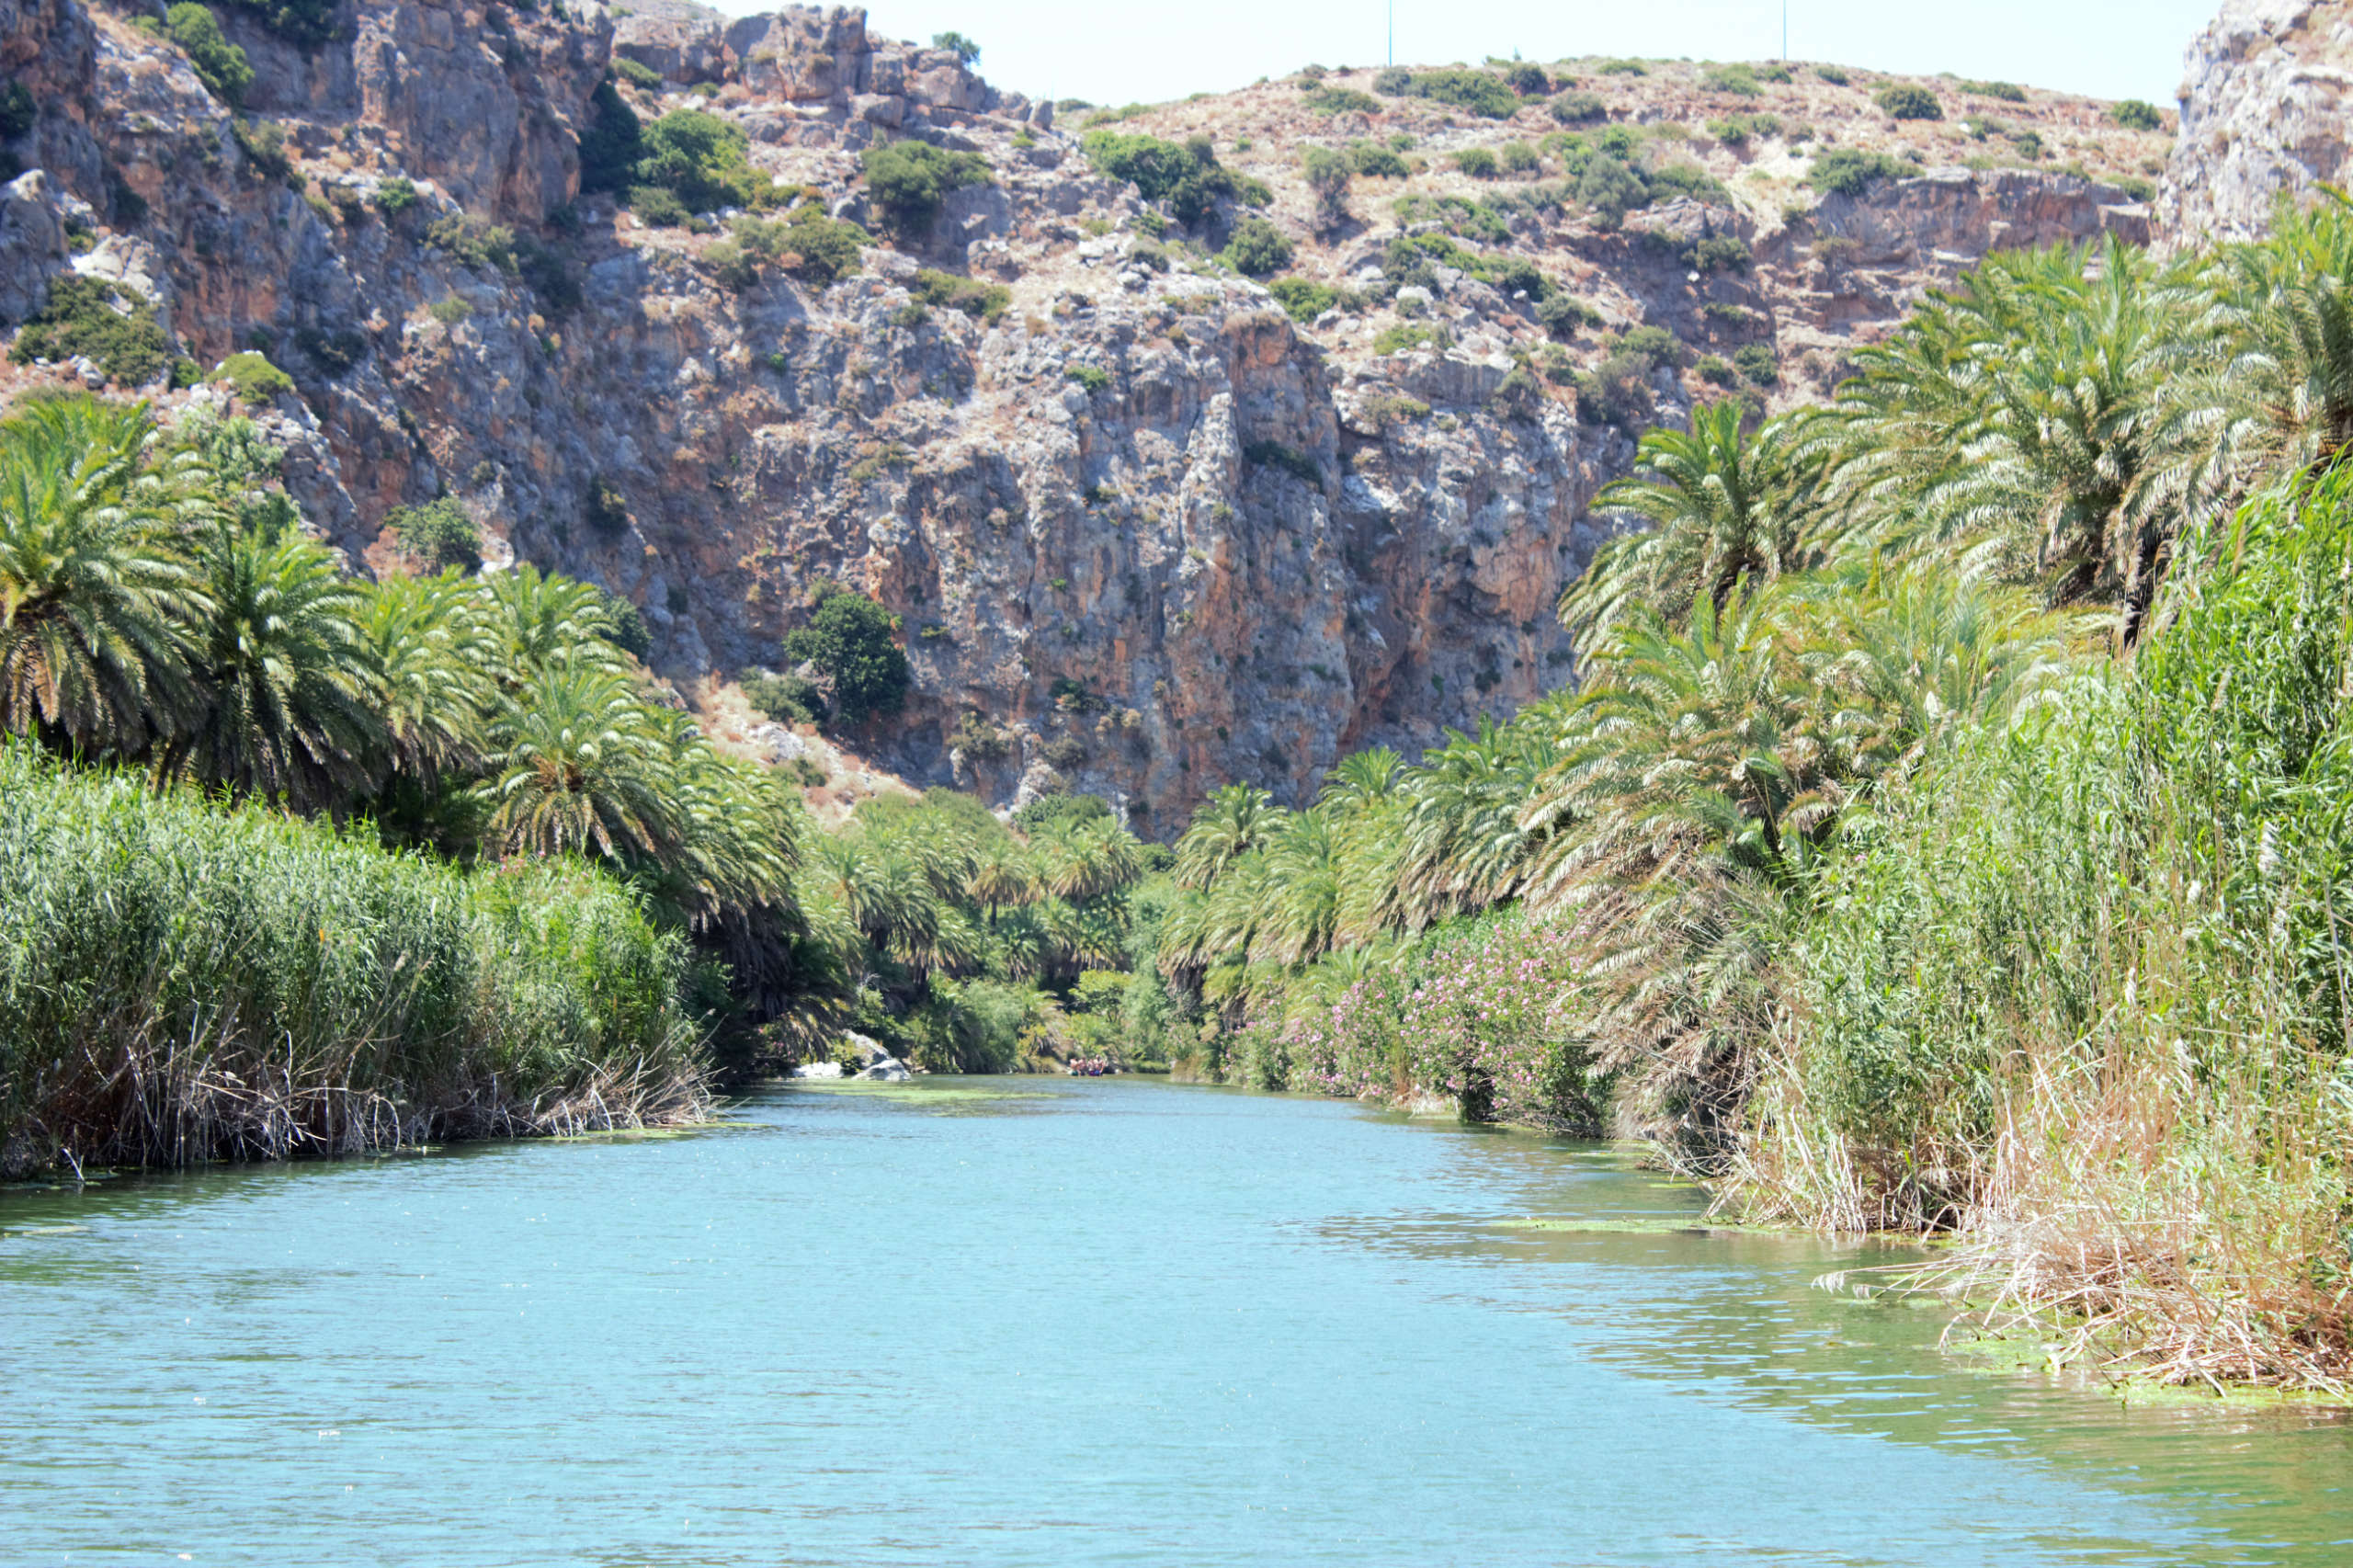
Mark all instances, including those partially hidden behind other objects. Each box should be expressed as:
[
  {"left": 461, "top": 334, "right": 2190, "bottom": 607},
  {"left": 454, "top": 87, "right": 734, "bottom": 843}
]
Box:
[{"left": 701, "top": 1, "right": 2222, "bottom": 110}]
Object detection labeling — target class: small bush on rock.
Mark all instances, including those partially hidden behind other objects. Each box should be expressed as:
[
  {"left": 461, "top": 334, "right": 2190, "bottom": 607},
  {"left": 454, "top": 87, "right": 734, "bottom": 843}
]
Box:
[
  {"left": 216, "top": 349, "right": 294, "bottom": 403},
  {"left": 11, "top": 277, "right": 172, "bottom": 385},
  {"left": 784, "top": 585, "right": 910, "bottom": 724},
  {"left": 1875, "top": 84, "right": 1943, "bottom": 121},
  {"left": 2110, "top": 98, "right": 2164, "bottom": 131},
  {"left": 382, "top": 496, "right": 481, "bottom": 574},
  {"left": 165, "top": 5, "right": 253, "bottom": 108},
  {"left": 861, "top": 140, "right": 994, "bottom": 236},
  {"left": 1220, "top": 216, "right": 1292, "bottom": 277}
]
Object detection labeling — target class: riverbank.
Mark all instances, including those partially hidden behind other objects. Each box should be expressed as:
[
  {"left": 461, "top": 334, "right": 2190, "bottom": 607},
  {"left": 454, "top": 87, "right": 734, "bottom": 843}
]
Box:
[{"left": 0, "top": 746, "right": 709, "bottom": 1178}]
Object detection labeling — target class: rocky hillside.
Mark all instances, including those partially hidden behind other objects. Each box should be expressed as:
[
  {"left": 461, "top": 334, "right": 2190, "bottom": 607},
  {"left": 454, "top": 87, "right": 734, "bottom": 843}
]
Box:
[
  {"left": 0, "top": 0, "right": 2171, "bottom": 825},
  {"left": 2160, "top": 0, "right": 2353, "bottom": 243}
]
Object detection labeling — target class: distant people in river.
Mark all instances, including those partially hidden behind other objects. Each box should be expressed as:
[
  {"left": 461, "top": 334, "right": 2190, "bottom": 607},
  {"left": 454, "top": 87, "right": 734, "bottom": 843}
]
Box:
[{"left": 1065, "top": 1057, "right": 1114, "bottom": 1076}]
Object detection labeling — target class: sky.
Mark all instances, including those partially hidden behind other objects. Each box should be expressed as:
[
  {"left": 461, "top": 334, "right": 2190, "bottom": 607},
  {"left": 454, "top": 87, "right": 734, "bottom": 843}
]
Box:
[{"left": 702, "top": 0, "right": 2224, "bottom": 110}]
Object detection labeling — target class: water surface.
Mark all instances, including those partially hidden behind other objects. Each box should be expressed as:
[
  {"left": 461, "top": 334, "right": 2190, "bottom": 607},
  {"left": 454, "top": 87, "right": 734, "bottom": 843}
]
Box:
[{"left": 3, "top": 1076, "right": 2347, "bottom": 1565}]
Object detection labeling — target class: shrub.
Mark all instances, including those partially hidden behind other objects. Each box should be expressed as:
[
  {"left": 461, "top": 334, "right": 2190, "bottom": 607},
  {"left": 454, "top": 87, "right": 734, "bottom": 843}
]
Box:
[
  {"left": 224, "top": 0, "right": 336, "bottom": 45},
  {"left": 231, "top": 116, "right": 291, "bottom": 180},
  {"left": 1963, "top": 80, "right": 2028, "bottom": 102},
  {"left": 10, "top": 276, "right": 172, "bottom": 385},
  {"left": 1596, "top": 59, "right": 1646, "bottom": 76},
  {"left": 1064, "top": 363, "right": 1110, "bottom": 392},
  {"left": 165, "top": 5, "right": 252, "bottom": 108},
  {"left": 1732, "top": 342, "right": 1779, "bottom": 385},
  {"left": 1243, "top": 437, "right": 1321, "bottom": 485},
  {"left": 578, "top": 80, "right": 642, "bottom": 194},
  {"left": 861, "top": 140, "right": 993, "bottom": 235},
  {"left": 1502, "top": 62, "right": 1549, "bottom": 97},
  {"left": 783, "top": 585, "right": 910, "bottom": 724},
  {"left": 1302, "top": 86, "right": 1382, "bottom": 116},
  {"left": 745, "top": 673, "right": 827, "bottom": 725},
  {"left": 0, "top": 79, "right": 33, "bottom": 141},
  {"left": 1302, "top": 144, "right": 1353, "bottom": 226},
  {"left": 1875, "top": 84, "right": 1943, "bottom": 121},
  {"left": 1536, "top": 291, "right": 1599, "bottom": 338},
  {"left": 1809, "top": 147, "right": 1911, "bottom": 196},
  {"left": 930, "top": 30, "right": 981, "bottom": 64},
  {"left": 613, "top": 57, "right": 661, "bottom": 89},
  {"left": 912, "top": 267, "right": 1008, "bottom": 321},
  {"left": 586, "top": 475, "right": 631, "bottom": 533},
  {"left": 1039, "top": 736, "right": 1088, "bottom": 771},
  {"left": 1701, "top": 63, "right": 1760, "bottom": 97},
  {"left": 1689, "top": 233, "right": 1752, "bottom": 273},
  {"left": 1349, "top": 142, "right": 1409, "bottom": 178},
  {"left": 382, "top": 495, "right": 481, "bottom": 574},
  {"left": 373, "top": 175, "right": 419, "bottom": 216},
  {"left": 1550, "top": 90, "right": 1605, "bottom": 124},
  {"left": 2110, "top": 98, "right": 2164, "bottom": 131},
  {"left": 1813, "top": 63, "right": 1849, "bottom": 85},
  {"left": 1371, "top": 67, "right": 1412, "bottom": 95},
  {"left": 768, "top": 204, "right": 866, "bottom": 286},
  {"left": 1268, "top": 277, "right": 1339, "bottom": 323},
  {"left": 1390, "top": 68, "right": 1520, "bottom": 119},
  {"left": 951, "top": 710, "right": 1011, "bottom": 760},
  {"left": 426, "top": 213, "right": 517, "bottom": 272},
  {"left": 1081, "top": 131, "right": 1253, "bottom": 228},
  {"left": 1220, "top": 215, "right": 1292, "bottom": 277},
  {"left": 427, "top": 296, "right": 471, "bottom": 325},
  {"left": 626, "top": 109, "right": 781, "bottom": 216},
  {"left": 595, "top": 588, "right": 654, "bottom": 660},
  {"left": 1454, "top": 146, "right": 1499, "bottom": 178},
  {"left": 1499, "top": 141, "right": 1540, "bottom": 173},
  {"left": 1695, "top": 353, "right": 1737, "bottom": 386},
  {"left": 1373, "top": 321, "right": 1437, "bottom": 355},
  {"left": 628, "top": 184, "right": 688, "bottom": 227}
]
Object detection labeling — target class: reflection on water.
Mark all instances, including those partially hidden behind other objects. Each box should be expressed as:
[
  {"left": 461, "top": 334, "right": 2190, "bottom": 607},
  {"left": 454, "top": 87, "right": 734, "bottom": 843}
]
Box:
[{"left": 2, "top": 1078, "right": 2347, "bottom": 1567}]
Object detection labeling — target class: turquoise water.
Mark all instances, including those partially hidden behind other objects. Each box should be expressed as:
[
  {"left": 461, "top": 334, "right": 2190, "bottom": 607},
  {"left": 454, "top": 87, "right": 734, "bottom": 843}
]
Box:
[{"left": 3, "top": 1076, "right": 2348, "bottom": 1566}]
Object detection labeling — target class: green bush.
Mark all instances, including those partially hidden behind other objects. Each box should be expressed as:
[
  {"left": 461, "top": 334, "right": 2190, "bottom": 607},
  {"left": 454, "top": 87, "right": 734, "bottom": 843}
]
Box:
[
  {"left": 1064, "top": 363, "right": 1111, "bottom": 392},
  {"left": 912, "top": 267, "right": 1008, "bottom": 321},
  {"left": 783, "top": 585, "right": 910, "bottom": 724},
  {"left": 1875, "top": 84, "right": 1943, "bottom": 121},
  {"left": 1550, "top": 90, "right": 1606, "bottom": 124},
  {"left": 381, "top": 495, "right": 481, "bottom": 574},
  {"left": 0, "top": 79, "right": 33, "bottom": 141},
  {"left": 1596, "top": 58, "right": 1646, "bottom": 76},
  {"left": 930, "top": 30, "right": 981, "bottom": 64},
  {"left": 579, "top": 80, "right": 642, "bottom": 194},
  {"left": 1499, "top": 141, "right": 1540, "bottom": 173},
  {"left": 596, "top": 588, "right": 654, "bottom": 660},
  {"left": 1963, "top": 80, "right": 2028, "bottom": 103},
  {"left": 1348, "top": 142, "right": 1410, "bottom": 178},
  {"left": 1371, "top": 67, "right": 1412, "bottom": 94},
  {"left": 613, "top": 57, "right": 662, "bottom": 89},
  {"left": 586, "top": 474, "right": 631, "bottom": 534},
  {"left": 1220, "top": 215, "right": 1292, "bottom": 276},
  {"left": 230, "top": 116, "right": 291, "bottom": 180},
  {"left": 1809, "top": 146, "right": 1911, "bottom": 196},
  {"left": 2110, "top": 98, "right": 2164, "bottom": 131},
  {"left": 1303, "top": 86, "right": 1381, "bottom": 116},
  {"left": 217, "top": 349, "right": 294, "bottom": 402},
  {"left": 1243, "top": 438, "right": 1321, "bottom": 486},
  {"left": 1387, "top": 68, "right": 1519, "bottom": 119},
  {"left": 1268, "top": 277, "right": 1339, "bottom": 323},
  {"left": 1081, "top": 131, "right": 1255, "bottom": 228},
  {"left": 165, "top": 5, "right": 252, "bottom": 108},
  {"left": 1732, "top": 342, "right": 1779, "bottom": 385},
  {"left": 628, "top": 184, "right": 688, "bottom": 226},
  {"left": 1695, "top": 353, "right": 1737, "bottom": 386},
  {"left": 0, "top": 744, "right": 699, "bottom": 1175},
  {"left": 1689, "top": 233, "right": 1752, "bottom": 273},
  {"left": 9, "top": 276, "right": 172, "bottom": 386},
  {"left": 1813, "top": 63, "right": 1849, "bottom": 85},
  {"left": 427, "top": 296, "right": 471, "bottom": 325},
  {"left": 861, "top": 140, "right": 993, "bottom": 235},
  {"left": 373, "top": 175, "right": 419, "bottom": 216},
  {"left": 1536, "top": 291, "right": 1599, "bottom": 337},
  {"left": 226, "top": 0, "right": 337, "bottom": 45},
  {"left": 1503, "top": 62, "right": 1551, "bottom": 97},
  {"left": 1701, "top": 63, "right": 1760, "bottom": 97},
  {"left": 1454, "top": 146, "right": 1499, "bottom": 178},
  {"left": 745, "top": 672, "right": 828, "bottom": 725}
]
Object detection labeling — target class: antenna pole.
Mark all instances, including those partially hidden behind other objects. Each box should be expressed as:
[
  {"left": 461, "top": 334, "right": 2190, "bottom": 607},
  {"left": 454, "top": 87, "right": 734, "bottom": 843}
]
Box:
[{"left": 1388, "top": 0, "right": 1393, "bottom": 66}]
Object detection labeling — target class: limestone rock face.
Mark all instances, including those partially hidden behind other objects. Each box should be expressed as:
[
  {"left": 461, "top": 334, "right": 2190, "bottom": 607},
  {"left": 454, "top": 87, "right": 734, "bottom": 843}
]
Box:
[
  {"left": 0, "top": 0, "right": 2169, "bottom": 824},
  {"left": 2161, "top": 0, "right": 2353, "bottom": 243}
]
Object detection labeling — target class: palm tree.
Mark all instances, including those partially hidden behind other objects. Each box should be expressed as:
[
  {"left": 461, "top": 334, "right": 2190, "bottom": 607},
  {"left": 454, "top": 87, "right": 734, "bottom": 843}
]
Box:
[
  {"left": 1318, "top": 745, "right": 1401, "bottom": 808},
  {"left": 359, "top": 570, "right": 494, "bottom": 782},
  {"left": 1174, "top": 784, "right": 1284, "bottom": 891},
  {"left": 1562, "top": 401, "right": 1826, "bottom": 651},
  {"left": 483, "top": 563, "right": 631, "bottom": 685},
  {"left": 171, "top": 517, "right": 385, "bottom": 809},
  {"left": 0, "top": 396, "right": 207, "bottom": 754},
  {"left": 478, "top": 663, "right": 675, "bottom": 859}
]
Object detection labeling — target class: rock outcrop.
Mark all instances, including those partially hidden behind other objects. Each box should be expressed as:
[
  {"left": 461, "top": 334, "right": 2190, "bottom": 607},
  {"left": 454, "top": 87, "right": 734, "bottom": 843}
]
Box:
[
  {"left": 0, "top": 0, "right": 2166, "bottom": 824},
  {"left": 2161, "top": 0, "right": 2353, "bottom": 243}
]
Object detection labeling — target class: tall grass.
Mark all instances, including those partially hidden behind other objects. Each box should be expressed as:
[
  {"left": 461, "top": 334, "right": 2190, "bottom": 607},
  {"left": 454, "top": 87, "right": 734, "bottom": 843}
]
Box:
[
  {"left": 0, "top": 744, "right": 706, "bottom": 1176},
  {"left": 1736, "top": 467, "right": 2353, "bottom": 1389}
]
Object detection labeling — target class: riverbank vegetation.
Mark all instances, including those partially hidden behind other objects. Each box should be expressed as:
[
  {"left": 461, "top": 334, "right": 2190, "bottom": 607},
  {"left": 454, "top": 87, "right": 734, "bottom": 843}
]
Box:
[{"left": 1154, "top": 199, "right": 2353, "bottom": 1390}]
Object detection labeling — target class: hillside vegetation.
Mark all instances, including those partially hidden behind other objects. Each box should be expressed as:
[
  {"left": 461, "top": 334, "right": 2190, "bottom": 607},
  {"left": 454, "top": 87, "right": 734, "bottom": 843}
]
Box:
[{"left": 1152, "top": 197, "right": 2353, "bottom": 1391}]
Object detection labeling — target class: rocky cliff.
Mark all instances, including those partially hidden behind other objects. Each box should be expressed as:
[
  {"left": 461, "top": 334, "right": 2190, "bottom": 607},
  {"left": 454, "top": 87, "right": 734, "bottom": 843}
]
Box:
[
  {"left": 0, "top": 0, "right": 2167, "bottom": 824},
  {"left": 2161, "top": 0, "right": 2353, "bottom": 243}
]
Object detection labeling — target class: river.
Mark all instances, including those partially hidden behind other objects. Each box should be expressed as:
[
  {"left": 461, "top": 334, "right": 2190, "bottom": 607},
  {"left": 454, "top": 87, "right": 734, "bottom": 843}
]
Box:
[{"left": 3, "top": 1076, "right": 2347, "bottom": 1565}]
